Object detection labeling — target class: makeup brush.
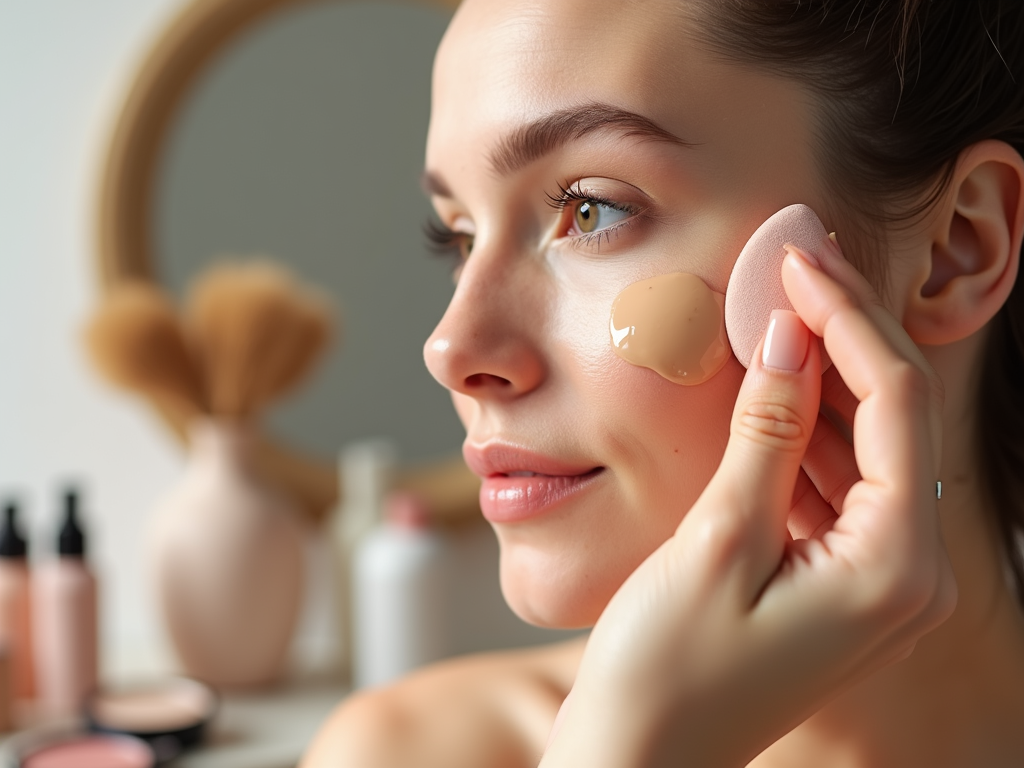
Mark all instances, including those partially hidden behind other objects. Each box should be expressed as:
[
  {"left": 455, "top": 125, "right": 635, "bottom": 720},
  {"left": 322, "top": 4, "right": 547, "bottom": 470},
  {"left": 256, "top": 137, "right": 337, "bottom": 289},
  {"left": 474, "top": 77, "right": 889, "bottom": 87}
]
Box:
[
  {"left": 185, "top": 259, "right": 334, "bottom": 420},
  {"left": 83, "top": 281, "right": 206, "bottom": 423}
]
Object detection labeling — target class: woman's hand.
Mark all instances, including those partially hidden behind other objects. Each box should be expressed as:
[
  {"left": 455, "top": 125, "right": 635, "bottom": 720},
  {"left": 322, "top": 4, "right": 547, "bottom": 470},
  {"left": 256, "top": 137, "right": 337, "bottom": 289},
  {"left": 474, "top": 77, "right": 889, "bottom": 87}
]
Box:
[{"left": 539, "top": 242, "right": 957, "bottom": 768}]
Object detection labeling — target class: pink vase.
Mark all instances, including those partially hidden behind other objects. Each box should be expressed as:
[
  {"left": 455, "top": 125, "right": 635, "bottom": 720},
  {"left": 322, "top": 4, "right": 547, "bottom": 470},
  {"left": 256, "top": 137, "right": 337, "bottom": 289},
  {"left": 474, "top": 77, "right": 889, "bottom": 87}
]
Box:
[{"left": 150, "top": 419, "right": 305, "bottom": 688}]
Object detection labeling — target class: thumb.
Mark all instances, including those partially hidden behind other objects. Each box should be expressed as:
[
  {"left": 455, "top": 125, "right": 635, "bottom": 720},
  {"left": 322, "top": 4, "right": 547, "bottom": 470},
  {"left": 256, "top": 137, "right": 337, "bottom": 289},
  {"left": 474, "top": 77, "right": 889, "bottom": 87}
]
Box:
[{"left": 681, "top": 309, "right": 822, "bottom": 600}]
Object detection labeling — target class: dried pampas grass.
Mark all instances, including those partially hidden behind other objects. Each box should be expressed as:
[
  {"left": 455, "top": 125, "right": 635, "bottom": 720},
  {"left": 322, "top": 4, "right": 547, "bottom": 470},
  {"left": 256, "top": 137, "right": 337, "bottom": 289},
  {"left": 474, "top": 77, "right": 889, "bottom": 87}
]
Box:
[
  {"left": 186, "top": 260, "right": 334, "bottom": 419},
  {"left": 83, "top": 281, "right": 206, "bottom": 422},
  {"left": 83, "top": 259, "right": 335, "bottom": 424}
]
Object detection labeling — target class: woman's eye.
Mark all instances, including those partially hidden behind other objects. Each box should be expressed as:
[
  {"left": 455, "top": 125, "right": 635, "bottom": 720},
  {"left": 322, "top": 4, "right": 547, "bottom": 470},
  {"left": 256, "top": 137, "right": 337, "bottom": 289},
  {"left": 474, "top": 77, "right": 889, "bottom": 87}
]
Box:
[
  {"left": 548, "top": 182, "right": 639, "bottom": 245},
  {"left": 455, "top": 235, "right": 474, "bottom": 259},
  {"left": 424, "top": 218, "right": 474, "bottom": 268},
  {"left": 572, "top": 199, "right": 631, "bottom": 235}
]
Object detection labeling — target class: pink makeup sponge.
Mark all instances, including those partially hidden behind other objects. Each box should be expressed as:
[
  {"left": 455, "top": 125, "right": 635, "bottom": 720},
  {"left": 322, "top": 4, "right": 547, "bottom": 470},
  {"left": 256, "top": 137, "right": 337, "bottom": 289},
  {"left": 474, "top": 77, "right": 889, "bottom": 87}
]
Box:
[{"left": 725, "top": 204, "right": 832, "bottom": 369}]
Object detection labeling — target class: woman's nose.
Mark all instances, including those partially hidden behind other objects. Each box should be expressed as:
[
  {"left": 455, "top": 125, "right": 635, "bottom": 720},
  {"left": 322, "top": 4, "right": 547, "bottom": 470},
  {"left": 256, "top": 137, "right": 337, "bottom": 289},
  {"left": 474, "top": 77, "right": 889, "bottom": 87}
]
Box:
[{"left": 423, "top": 256, "right": 546, "bottom": 400}]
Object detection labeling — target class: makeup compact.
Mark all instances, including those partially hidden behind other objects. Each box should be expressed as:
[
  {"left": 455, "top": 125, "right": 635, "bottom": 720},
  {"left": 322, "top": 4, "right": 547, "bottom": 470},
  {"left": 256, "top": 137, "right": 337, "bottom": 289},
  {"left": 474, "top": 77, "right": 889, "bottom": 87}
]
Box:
[
  {"left": 6, "top": 731, "right": 155, "bottom": 768},
  {"left": 84, "top": 677, "right": 217, "bottom": 763}
]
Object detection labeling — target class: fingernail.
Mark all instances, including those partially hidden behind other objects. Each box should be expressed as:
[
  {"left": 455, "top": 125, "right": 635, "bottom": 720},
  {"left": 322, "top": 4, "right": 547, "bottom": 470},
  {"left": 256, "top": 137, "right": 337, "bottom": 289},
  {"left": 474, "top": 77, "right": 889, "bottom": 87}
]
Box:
[
  {"left": 783, "top": 243, "right": 819, "bottom": 269},
  {"left": 762, "top": 309, "right": 809, "bottom": 371},
  {"left": 825, "top": 232, "right": 847, "bottom": 261}
]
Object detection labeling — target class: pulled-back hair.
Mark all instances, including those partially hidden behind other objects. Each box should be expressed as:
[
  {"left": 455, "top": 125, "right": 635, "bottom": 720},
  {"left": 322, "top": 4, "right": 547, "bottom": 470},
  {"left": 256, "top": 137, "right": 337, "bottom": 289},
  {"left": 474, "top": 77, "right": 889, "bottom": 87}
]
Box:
[{"left": 689, "top": 1, "right": 1024, "bottom": 601}]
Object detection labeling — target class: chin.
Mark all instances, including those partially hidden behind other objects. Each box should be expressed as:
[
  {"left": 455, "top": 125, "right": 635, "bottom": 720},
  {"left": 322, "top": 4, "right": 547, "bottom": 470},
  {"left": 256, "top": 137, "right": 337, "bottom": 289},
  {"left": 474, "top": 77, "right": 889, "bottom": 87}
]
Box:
[{"left": 495, "top": 538, "right": 629, "bottom": 630}]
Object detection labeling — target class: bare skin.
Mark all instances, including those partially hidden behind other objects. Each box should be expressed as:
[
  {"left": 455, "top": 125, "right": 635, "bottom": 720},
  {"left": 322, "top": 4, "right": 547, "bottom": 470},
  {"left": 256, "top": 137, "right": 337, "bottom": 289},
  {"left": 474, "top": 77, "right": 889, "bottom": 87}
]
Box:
[
  {"left": 303, "top": 0, "right": 1024, "bottom": 765},
  {"left": 302, "top": 638, "right": 585, "bottom": 768}
]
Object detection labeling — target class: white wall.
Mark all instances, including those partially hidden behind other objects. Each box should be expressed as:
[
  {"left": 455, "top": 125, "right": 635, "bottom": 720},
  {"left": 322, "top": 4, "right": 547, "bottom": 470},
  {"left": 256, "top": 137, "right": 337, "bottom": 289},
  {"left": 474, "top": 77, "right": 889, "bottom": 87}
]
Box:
[{"left": 0, "top": 0, "right": 217, "bottom": 675}]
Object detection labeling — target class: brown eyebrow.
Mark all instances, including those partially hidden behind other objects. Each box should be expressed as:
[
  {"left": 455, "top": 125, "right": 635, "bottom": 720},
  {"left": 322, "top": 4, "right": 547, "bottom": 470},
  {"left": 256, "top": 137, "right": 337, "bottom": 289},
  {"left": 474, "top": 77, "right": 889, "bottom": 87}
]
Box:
[
  {"left": 421, "top": 102, "right": 691, "bottom": 200},
  {"left": 488, "top": 102, "right": 691, "bottom": 176},
  {"left": 420, "top": 169, "right": 452, "bottom": 198}
]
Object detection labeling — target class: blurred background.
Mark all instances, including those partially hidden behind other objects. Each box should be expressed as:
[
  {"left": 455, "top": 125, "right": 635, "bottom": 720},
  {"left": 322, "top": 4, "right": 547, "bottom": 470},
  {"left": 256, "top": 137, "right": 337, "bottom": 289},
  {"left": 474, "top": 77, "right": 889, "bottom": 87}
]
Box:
[{"left": 0, "top": 1, "right": 572, "bottom": 764}]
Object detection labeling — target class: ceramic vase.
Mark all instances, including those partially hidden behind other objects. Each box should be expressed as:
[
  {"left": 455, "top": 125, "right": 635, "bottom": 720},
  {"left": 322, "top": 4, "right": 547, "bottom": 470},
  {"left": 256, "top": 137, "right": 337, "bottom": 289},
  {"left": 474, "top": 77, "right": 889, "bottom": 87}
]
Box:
[{"left": 150, "top": 419, "right": 305, "bottom": 688}]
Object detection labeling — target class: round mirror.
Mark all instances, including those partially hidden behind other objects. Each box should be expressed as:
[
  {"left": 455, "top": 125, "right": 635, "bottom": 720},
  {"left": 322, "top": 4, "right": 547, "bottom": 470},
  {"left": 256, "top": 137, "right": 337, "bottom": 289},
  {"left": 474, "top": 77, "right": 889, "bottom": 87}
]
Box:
[
  {"left": 156, "top": 1, "right": 461, "bottom": 461},
  {"left": 96, "top": 0, "right": 474, "bottom": 522}
]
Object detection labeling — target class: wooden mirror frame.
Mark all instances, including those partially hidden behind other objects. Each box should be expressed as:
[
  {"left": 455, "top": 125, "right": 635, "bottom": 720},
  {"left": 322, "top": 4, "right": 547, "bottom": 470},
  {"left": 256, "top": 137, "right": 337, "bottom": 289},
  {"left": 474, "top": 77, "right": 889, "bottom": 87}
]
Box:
[{"left": 94, "top": 0, "right": 477, "bottom": 525}]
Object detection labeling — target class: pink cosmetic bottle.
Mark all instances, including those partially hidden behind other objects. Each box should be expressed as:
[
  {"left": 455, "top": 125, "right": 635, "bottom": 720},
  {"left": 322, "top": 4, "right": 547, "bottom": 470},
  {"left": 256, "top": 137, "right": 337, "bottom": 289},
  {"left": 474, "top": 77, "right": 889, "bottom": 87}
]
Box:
[
  {"left": 34, "top": 489, "right": 98, "bottom": 718},
  {"left": 0, "top": 501, "right": 34, "bottom": 704}
]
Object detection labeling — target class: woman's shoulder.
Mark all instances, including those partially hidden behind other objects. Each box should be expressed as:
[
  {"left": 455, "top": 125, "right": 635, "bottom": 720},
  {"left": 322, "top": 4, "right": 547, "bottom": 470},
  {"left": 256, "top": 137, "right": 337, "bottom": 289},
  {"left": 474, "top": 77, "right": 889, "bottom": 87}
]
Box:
[{"left": 300, "top": 636, "right": 586, "bottom": 768}]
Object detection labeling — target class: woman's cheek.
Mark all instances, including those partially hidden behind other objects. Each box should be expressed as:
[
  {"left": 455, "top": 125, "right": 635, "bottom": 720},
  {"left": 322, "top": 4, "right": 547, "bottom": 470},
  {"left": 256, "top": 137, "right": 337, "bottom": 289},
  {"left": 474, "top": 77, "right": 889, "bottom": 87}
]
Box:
[
  {"left": 598, "top": 353, "right": 743, "bottom": 519},
  {"left": 502, "top": 356, "right": 742, "bottom": 629}
]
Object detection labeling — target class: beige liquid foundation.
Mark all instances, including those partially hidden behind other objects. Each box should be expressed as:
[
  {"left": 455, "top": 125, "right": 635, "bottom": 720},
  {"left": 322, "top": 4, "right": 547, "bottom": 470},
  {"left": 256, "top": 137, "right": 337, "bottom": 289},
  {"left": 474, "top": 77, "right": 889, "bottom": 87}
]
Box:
[
  {"left": 609, "top": 205, "right": 836, "bottom": 383},
  {"left": 0, "top": 502, "right": 34, "bottom": 705},
  {"left": 609, "top": 272, "right": 730, "bottom": 385},
  {"left": 34, "top": 490, "right": 98, "bottom": 718}
]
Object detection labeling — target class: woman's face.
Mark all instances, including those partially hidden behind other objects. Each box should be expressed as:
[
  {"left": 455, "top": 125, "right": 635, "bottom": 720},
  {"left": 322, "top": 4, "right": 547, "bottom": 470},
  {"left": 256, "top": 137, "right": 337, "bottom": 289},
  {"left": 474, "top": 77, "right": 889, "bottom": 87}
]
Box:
[{"left": 424, "top": 0, "right": 828, "bottom": 627}]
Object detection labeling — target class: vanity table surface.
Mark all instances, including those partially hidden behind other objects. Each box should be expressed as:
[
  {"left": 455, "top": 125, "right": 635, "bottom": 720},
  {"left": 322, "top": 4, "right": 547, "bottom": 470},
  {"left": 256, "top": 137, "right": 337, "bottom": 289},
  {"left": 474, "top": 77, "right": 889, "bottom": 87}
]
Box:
[
  {"left": 0, "top": 676, "right": 348, "bottom": 768},
  {"left": 167, "top": 677, "right": 347, "bottom": 768}
]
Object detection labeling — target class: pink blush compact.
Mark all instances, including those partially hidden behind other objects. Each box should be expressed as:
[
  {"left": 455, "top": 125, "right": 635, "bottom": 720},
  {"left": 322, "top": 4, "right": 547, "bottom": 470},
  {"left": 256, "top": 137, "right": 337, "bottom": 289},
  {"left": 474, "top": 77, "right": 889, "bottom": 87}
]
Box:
[{"left": 18, "top": 734, "right": 154, "bottom": 768}]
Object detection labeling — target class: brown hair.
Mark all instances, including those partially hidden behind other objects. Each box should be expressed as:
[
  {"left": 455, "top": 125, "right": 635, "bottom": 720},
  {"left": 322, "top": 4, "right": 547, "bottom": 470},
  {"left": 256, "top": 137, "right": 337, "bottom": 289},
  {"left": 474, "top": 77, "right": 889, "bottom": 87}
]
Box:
[{"left": 690, "top": 1, "right": 1024, "bottom": 599}]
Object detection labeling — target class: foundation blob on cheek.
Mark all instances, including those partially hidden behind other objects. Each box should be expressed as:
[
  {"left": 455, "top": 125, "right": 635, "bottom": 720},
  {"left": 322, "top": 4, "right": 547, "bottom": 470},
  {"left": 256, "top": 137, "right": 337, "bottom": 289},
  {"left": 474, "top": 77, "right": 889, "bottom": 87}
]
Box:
[{"left": 609, "top": 273, "right": 730, "bottom": 385}]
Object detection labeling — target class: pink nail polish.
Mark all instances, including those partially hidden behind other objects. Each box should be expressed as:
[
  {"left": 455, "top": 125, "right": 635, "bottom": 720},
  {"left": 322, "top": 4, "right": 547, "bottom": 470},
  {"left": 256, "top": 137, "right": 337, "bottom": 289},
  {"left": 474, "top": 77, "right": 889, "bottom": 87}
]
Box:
[{"left": 762, "top": 309, "right": 809, "bottom": 371}]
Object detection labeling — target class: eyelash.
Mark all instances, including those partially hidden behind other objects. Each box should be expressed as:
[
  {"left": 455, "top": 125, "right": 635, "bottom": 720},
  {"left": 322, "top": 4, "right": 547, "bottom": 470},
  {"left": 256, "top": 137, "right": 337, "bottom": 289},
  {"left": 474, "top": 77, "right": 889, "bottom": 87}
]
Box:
[
  {"left": 423, "top": 182, "right": 641, "bottom": 267},
  {"left": 423, "top": 218, "right": 471, "bottom": 267},
  {"left": 546, "top": 181, "right": 641, "bottom": 249}
]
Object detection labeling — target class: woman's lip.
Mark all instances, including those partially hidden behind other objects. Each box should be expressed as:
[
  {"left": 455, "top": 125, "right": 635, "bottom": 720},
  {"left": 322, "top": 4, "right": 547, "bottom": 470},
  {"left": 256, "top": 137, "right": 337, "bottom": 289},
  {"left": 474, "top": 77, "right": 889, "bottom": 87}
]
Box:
[
  {"left": 462, "top": 443, "right": 601, "bottom": 479},
  {"left": 463, "top": 443, "right": 605, "bottom": 523},
  {"left": 478, "top": 468, "right": 605, "bottom": 523}
]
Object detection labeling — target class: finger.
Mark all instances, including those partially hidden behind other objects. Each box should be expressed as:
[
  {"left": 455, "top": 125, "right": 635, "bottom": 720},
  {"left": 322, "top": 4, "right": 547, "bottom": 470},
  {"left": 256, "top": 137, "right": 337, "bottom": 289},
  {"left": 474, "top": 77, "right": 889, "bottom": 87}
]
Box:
[
  {"left": 683, "top": 309, "right": 821, "bottom": 600},
  {"left": 801, "top": 413, "right": 860, "bottom": 514},
  {"left": 820, "top": 366, "right": 857, "bottom": 442},
  {"left": 788, "top": 468, "right": 837, "bottom": 540},
  {"left": 785, "top": 242, "right": 944, "bottom": 473},
  {"left": 781, "top": 247, "right": 942, "bottom": 541}
]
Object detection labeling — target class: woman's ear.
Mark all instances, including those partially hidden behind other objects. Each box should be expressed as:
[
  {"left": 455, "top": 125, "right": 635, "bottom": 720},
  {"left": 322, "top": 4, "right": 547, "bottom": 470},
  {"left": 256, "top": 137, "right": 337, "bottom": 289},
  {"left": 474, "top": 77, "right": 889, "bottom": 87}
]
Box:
[{"left": 903, "top": 139, "right": 1024, "bottom": 346}]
